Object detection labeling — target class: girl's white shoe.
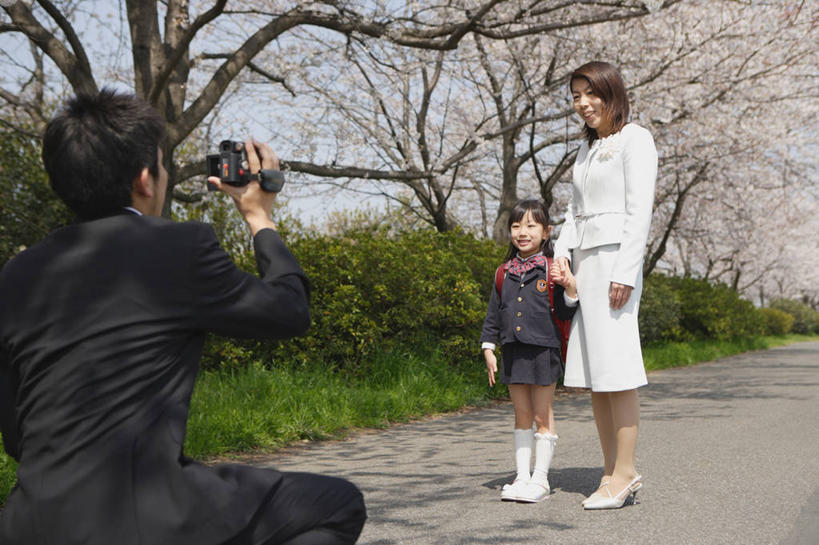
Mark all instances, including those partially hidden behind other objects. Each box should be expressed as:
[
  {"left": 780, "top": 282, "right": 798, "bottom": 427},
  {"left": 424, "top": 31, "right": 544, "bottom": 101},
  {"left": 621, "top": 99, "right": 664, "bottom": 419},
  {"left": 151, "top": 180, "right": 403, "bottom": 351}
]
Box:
[
  {"left": 516, "top": 480, "right": 550, "bottom": 503},
  {"left": 500, "top": 479, "right": 529, "bottom": 501}
]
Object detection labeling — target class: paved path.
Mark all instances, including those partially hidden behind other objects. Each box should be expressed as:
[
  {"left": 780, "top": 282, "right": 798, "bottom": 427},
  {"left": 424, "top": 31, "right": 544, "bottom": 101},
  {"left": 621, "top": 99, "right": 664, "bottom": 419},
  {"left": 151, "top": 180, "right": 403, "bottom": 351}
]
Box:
[{"left": 259, "top": 342, "right": 819, "bottom": 545}]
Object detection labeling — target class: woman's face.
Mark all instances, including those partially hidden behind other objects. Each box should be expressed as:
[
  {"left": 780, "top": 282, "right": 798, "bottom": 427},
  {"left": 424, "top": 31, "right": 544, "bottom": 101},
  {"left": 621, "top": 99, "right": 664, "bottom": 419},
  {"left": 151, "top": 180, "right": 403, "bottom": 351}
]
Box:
[{"left": 571, "top": 78, "right": 612, "bottom": 137}]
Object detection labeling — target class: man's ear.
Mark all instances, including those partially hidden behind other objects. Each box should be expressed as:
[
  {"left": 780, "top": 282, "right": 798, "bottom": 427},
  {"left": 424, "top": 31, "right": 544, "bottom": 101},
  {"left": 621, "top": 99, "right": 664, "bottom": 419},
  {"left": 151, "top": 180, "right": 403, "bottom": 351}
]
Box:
[{"left": 132, "top": 167, "right": 154, "bottom": 199}]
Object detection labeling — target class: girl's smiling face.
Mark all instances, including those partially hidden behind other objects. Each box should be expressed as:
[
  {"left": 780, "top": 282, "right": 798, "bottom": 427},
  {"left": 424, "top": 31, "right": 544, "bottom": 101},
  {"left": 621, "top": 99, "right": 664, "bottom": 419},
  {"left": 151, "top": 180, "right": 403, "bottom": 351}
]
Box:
[
  {"left": 510, "top": 210, "right": 551, "bottom": 258},
  {"left": 571, "top": 77, "right": 612, "bottom": 138}
]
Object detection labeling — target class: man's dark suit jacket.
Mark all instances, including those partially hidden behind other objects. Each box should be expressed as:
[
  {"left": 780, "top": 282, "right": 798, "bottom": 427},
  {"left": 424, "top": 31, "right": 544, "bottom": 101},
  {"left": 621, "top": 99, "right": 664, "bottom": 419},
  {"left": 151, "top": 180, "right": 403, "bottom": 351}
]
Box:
[{"left": 0, "top": 212, "right": 310, "bottom": 545}]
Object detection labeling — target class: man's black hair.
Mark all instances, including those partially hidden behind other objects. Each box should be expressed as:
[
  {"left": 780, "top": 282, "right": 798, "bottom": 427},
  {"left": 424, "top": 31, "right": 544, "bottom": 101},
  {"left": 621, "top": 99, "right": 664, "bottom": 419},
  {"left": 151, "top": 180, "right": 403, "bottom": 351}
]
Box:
[{"left": 42, "top": 88, "right": 167, "bottom": 220}]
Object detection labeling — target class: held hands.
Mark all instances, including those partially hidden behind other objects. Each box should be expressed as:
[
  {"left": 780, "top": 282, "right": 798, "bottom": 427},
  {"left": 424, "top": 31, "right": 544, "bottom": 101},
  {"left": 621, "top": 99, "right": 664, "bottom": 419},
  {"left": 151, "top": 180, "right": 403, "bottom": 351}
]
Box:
[
  {"left": 549, "top": 257, "right": 577, "bottom": 299},
  {"left": 484, "top": 349, "right": 498, "bottom": 387},
  {"left": 208, "top": 137, "right": 279, "bottom": 235}
]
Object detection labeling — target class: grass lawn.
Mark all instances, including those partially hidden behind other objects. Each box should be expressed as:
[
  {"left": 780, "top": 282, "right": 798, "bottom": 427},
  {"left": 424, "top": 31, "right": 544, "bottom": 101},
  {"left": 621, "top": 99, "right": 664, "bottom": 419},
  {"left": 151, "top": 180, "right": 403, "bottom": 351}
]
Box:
[
  {"left": 642, "top": 334, "right": 817, "bottom": 371},
  {"left": 184, "top": 345, "right": 498, "bottom": 459},
  {"left": 2, "top": 334, "right": 817, "bottom": 506}
]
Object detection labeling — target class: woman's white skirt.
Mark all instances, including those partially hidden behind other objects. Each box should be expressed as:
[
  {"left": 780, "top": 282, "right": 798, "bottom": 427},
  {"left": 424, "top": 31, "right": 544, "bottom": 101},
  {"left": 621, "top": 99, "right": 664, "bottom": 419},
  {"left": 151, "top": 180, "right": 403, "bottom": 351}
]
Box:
[{"left": 563, "top": 244, "right": 648, "bottom": 391}]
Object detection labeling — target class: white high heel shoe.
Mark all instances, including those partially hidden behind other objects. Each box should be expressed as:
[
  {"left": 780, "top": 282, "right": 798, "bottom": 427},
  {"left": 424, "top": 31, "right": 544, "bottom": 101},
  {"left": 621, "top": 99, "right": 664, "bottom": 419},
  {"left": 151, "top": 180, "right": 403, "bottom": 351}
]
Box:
[
  {"left": 583, "top": 475, "right": 642, "bottom": 510},
  {"left": 581, "top": 480, "right": 609, "bottom": 506}
]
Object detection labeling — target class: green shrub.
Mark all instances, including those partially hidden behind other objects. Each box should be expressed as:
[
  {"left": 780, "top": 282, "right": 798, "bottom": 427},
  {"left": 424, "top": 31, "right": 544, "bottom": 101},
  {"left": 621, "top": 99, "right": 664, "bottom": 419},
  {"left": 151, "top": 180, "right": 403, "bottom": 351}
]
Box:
[
  {"left": 200, "top": 228, "right": 505, "bottom": 373},
  {"left": 639, "top": 274, "right": 684, "bottom": 343},
  {"left": 768, "top": 298, "right": 819, "bottom": 334},
  {"left": 758, "top": 307, "right": 794, "bottom": 336},
  {"left": 667, "top": 277, "right": 764, "bottom": 340},
  {"left": 0, "top": 129, "right": 75, "bottom": 267},
  {"left": 0, "top": 442, "right": 16, "bottom": 507},
  {"left": 284, "top": 229, "right": 502, "bottom": 373}
]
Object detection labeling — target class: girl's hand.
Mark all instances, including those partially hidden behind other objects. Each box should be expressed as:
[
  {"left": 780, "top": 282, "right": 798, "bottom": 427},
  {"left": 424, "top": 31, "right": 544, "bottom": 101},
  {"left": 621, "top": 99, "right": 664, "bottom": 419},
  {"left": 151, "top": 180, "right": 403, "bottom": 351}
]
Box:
[
  {"left": 550, "top": 257, "right": 571, "bottom": 284},
  {"left": 609, "top": 282, "right": 633, "bottom": 310},
  {"left": 484, "top": 350, "right": 498, "bottom": 387},
  {"left": 550, "top": 258, "right": 577, "bottom": 298}
]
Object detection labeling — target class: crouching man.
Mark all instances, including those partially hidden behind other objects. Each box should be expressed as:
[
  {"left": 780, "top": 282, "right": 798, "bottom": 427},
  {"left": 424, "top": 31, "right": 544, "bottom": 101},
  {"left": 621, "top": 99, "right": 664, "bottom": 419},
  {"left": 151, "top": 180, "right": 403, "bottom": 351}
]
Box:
[{"left": 0, "top": 90, "right": 366, "bottom": 545}]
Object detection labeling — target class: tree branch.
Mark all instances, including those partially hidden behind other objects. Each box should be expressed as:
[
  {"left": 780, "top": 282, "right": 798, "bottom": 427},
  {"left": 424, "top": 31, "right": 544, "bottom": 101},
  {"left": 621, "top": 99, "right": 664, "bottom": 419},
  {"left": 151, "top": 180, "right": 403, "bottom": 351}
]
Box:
[
  {"left": 282, "top": 160, "right": 432, "bottom": 181},
  {"left": 35, "top": 0, "right": 94, "bottom": 83},
  {"left": 148, "top": 0, "right": 228, "bottom": 104},
  {"left": 3, "top": 1, "right": 97, "bottom": 95},
  {"left": 644, "top": 162, "right": 710, "bottom": 276}
]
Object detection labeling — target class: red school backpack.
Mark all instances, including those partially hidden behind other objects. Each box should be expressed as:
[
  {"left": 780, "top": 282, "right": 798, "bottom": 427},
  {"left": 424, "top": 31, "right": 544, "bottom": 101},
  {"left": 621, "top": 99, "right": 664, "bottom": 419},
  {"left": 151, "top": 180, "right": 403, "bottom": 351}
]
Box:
[{"left": 494, "top": 257, "right": 572, "bottom": 362}]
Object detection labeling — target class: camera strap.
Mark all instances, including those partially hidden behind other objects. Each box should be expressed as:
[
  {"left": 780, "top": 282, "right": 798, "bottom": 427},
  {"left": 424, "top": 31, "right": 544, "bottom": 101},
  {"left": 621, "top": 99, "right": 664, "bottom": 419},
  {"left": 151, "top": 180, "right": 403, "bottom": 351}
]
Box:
[{"left": 248, "top": 170, "right": 285, "bottom": 193}]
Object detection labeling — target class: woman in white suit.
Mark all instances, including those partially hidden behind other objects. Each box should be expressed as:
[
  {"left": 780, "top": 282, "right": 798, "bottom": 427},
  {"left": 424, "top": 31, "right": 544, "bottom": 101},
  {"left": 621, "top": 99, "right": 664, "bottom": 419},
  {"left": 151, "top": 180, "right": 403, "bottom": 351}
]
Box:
[{"left": 551, "top": 61, "right": 657, "bottom": 510}]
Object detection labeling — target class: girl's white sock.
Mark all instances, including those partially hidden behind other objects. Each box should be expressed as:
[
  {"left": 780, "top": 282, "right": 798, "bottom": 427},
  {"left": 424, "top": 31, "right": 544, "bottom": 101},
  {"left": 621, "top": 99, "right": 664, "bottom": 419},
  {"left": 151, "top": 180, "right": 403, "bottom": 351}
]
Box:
[
  {"left": 531, "top": 431, "right": 558, "bottom": 487},
  {"left": 513, "top": 428, "right": 534, "bottom": 482}
]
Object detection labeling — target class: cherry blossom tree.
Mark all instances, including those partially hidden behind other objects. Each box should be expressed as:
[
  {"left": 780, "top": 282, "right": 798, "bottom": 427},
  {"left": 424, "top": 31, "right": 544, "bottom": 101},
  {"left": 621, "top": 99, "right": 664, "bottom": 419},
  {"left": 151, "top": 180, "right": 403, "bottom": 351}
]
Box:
[
  {"left": 626, "top": 0, "right": 818, "bottom": 303},
  {"left": 3, "top": 0, "right": 590, "bottom": 215},
  {"left": 1, "top": 0, "right": 816, "bottom": 302}
]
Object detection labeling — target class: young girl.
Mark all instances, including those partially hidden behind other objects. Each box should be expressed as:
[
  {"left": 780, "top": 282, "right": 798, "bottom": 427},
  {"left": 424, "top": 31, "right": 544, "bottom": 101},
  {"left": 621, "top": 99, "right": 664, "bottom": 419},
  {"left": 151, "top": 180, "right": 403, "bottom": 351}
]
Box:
[{"left": 480, "top": 198, "right": 577, "bottom": 503}]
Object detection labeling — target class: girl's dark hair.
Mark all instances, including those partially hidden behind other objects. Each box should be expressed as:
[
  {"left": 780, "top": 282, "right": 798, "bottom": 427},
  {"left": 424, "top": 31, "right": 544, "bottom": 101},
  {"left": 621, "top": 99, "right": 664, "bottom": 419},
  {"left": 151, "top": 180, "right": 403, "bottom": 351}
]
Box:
[
  {"left": 504, "top": 199, "right": 554, "bottom": 261},
  {"left": 42, "top": 88, "right": 166, "bottom": 220},
  {"left": 570, "top": 61, "right": 630, "bottom": 146}
]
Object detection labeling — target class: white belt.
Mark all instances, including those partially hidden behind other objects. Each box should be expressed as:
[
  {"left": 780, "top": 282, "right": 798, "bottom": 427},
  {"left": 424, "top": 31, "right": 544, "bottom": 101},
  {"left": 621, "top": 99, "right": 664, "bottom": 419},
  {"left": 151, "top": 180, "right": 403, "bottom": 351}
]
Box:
[{"left": 575, "top": 211, "right": 623, "bottom": 220}]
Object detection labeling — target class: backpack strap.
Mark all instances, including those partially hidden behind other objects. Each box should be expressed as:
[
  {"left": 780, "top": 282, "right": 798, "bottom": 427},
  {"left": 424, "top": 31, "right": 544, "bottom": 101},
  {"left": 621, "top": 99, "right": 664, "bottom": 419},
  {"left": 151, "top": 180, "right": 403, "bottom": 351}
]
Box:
[
  {"left": 546, "top": 257, "right": 555, "bottom": 314},
  {"left": 547, "top": 256, "right": 571, "bottom": 363},
  {"left": 494, "top": 261, "right": 511, "bottom": 296}
]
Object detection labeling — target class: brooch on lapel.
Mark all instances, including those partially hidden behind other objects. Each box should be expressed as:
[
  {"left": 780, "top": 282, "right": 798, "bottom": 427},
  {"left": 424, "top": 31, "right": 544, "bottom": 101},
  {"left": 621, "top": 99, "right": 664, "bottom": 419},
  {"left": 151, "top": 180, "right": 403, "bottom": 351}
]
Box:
[
  {"left": 537, "top": 279, "right": 548, "bottom": 293},
  {"left": 595, "top": 132, "right": 622, "bottom": 161}
]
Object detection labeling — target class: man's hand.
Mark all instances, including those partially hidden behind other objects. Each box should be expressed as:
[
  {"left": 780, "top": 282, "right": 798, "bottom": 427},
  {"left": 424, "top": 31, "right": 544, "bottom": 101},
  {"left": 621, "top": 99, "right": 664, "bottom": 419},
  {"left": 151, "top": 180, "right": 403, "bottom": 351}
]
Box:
[{"left": 208, "top": 137, "right": 279, "bottom": 235}]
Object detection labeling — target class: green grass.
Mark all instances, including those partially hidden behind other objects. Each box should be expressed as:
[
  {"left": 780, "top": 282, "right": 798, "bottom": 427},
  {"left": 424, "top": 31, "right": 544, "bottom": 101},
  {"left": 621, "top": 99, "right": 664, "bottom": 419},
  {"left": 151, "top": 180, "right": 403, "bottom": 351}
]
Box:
[
  {"left": 3, "top": 334, "right": 818, "bottom": 507},
  {"left": 643, "top": 334, "right": 819, "bottom": 371},
  {"left": 183, "top": 345, "right": 500, "bottom": 458}
]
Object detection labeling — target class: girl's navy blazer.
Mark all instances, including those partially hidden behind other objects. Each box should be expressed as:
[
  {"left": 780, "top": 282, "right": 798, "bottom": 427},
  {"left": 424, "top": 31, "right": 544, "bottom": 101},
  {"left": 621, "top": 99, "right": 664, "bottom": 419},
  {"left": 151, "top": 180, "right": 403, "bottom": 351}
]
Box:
[{"left": 481, "top": 263, "right": 577, "bottom": 348}]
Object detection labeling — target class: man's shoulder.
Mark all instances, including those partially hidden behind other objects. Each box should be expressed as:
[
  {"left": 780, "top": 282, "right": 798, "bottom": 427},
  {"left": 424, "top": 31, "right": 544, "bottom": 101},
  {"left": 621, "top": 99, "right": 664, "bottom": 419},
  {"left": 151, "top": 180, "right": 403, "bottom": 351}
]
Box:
[
  {"left": 134, "top": 216, "right": 213, "bottom": 235},
  {"left": 149, "top": 217, "right": 209, "bottom": 229},
  {"left": 1, "top": 218, "right": 216, "bottom": 275}
]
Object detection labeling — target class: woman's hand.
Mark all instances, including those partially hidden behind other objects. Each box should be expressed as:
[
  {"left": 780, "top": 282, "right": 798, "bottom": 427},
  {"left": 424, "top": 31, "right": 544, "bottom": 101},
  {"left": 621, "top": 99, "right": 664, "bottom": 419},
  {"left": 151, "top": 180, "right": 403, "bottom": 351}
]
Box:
[
  {"left": 484, "top": 349, "right": 498, "bottom": 387},
  {"left": 556, "top": 256, "right": 570, "bottom": 272},
  {"left": 609, "top": 282, "right": 633, "bottom": 310}
]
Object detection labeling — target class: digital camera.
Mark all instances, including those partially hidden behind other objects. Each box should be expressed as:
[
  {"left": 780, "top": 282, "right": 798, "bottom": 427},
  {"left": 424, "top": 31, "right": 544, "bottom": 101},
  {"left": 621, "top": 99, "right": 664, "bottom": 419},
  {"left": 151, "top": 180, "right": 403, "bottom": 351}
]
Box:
[{"left": 206, "top": 140, "right": 285, "bottom": 193}]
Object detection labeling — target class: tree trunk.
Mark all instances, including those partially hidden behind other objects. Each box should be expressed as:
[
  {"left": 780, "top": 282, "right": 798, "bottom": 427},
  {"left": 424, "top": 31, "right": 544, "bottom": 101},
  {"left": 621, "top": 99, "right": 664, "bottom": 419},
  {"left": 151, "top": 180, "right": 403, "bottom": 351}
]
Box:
[{"left": 492, "top": 139, "right": 520, "bottom": 242}]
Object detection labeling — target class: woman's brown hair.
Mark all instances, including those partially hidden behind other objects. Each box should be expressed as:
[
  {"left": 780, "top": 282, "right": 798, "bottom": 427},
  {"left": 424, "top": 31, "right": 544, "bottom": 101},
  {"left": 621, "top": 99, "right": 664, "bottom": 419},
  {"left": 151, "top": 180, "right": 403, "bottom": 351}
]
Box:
[{"left": 570, "top": 61, "right": 630, "bottom": 146}]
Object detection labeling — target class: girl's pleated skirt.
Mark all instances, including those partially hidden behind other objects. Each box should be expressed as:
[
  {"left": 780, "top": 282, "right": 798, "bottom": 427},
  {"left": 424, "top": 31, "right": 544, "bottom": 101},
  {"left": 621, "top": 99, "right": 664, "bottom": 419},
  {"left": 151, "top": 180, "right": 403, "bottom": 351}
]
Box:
[{"left": 501, "top": 343, "right": 563, "bottom": 386}]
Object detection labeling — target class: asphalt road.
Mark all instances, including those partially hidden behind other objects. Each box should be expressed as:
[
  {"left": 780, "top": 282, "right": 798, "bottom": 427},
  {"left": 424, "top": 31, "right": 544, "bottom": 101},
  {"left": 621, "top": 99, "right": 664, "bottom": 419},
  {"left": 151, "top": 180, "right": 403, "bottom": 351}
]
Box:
[{"left": 260, "top": 342, "right": 819, "bottom": 545}]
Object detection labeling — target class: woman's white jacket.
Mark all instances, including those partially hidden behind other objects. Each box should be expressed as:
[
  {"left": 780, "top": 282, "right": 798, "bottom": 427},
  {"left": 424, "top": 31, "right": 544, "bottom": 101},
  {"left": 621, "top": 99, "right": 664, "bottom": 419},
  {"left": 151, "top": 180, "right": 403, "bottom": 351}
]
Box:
[{"left": 554, "top": 123, "right": 658, "bottom": 287}]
